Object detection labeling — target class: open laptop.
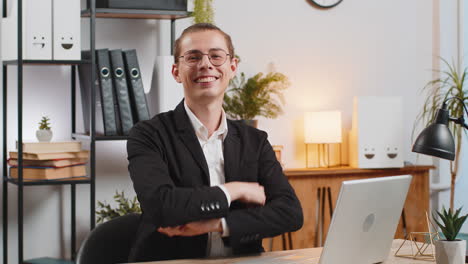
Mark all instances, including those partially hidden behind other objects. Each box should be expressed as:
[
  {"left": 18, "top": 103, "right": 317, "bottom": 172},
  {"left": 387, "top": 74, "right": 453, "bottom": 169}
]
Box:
[
  {"left": 235, "top": 175, "right": 412, "bottom": 264},
  {"left": 318, "top": 175, "right": 412, "bottom": 264}
]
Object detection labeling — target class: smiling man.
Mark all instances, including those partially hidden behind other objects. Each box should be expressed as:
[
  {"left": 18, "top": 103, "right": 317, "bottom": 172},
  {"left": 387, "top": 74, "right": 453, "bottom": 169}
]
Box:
[{"left": 126, "top": 23, "right": 303, "bottom": 262}]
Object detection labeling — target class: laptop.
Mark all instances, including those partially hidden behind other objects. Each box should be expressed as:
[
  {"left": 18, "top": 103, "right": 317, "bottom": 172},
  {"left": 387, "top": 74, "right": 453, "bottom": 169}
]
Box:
[{"left": 318, "top": 175, "right": 412, "bottom": 264}]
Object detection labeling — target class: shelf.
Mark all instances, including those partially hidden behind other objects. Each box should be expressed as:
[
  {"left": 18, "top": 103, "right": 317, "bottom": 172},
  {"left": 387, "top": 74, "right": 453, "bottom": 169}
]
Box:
[
  {"left": 24, "top": 256, "right": 74, "bottom": 264},
  {"left": 81, "top": 8, "right": 192, "bottom": 19},
  {"left": 2, "top": 60, "right": 89, "bottom": 66},
  {"left": 72, "top": 133, "right": 128, "bottom": 141},
  {"left": 5, "top": 176, "right": 91, "bottom": 186}
]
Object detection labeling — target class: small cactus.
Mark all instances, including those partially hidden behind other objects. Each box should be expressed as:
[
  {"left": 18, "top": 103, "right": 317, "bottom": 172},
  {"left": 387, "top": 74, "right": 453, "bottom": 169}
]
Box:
[{"left": 38, "top": 116, "right": 51, "bottom": 130}]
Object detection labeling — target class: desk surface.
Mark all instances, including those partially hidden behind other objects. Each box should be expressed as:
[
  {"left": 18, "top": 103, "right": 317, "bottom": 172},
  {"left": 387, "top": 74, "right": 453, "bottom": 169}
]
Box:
[{"left": 138, "top": 239, "right": 435, "bottom": 264}]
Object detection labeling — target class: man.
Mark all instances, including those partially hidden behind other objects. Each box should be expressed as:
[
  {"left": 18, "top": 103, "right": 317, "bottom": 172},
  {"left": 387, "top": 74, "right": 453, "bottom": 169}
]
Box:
[{"left": 126, "top": 23, "right": 303, "bottom": 262}]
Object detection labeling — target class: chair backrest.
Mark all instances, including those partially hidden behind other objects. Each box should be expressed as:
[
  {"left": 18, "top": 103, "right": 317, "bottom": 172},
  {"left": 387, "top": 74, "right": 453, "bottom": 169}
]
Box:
[{"left": 76, "top": 213, "right": 141, "bottom": 264}]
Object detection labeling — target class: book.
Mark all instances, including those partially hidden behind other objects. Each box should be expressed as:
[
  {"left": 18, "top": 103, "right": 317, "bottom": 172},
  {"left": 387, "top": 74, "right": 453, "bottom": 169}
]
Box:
[
  {"left": 10, "top": 165, "right": 87, "bottom": 180},
  {"left": 9, "top": 150, "right": 89, "bottom": 160},
  {"left": 8, "top": 158, "right": 87, "bottom": 167},
  {"left": 16, "top": 141, "right": 82, "bottom": 153}
]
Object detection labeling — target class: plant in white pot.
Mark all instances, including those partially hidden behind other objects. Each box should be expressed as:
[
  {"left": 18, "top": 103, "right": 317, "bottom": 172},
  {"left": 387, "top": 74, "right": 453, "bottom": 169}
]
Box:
[
  {"left": 433, "top": 207, "right": 468, "bottom": 264},
  {"left": 36, "top": 116, "right": 53, "bottom": 142}
]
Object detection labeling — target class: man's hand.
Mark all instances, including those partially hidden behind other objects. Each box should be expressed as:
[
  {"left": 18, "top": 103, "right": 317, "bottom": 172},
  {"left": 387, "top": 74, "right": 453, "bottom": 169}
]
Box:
[
  {"left": 158, "top": 218, "right": 222, "bottom": 237},
  {"left": 224, "top": 182, "right": 266, "bottom": 205}
]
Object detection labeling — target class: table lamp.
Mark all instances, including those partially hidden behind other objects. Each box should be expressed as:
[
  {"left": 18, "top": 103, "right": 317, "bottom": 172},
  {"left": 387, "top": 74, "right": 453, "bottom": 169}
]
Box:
[
  {"left": 412, "top": 98, "right": 468, "bottom": 160},
  {"left": 304, "top": 111, "right": 342, "bottom": 168}
]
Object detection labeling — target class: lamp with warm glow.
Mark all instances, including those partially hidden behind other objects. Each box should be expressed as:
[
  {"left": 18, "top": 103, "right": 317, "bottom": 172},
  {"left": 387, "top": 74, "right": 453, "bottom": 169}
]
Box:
[{"left": 304, "top": 111, "right": 342, "bottom": 167}]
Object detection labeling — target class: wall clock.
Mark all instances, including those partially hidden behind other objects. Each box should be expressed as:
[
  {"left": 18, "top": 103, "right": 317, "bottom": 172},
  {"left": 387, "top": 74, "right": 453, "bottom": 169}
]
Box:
[{"left": 308, "top": 0, "right": 343, "bottom": 8}]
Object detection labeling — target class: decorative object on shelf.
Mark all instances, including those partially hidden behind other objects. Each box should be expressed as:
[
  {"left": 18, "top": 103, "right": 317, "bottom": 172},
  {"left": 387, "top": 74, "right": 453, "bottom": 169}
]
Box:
[
  {"left": 96, "top": 0, "right": 188, "bottom": 11},
  {"left": 432, "top": 207, "right": 468, "bottom": 264},
  {"left": 413, "top": 58, "right": 468, "bottom": 210},
  {"left": 223, "top": 72, "right": 289, "bottom": 127},
  {"left": 36, "top": 116, "right": 53, "bottom": 142},
  {"left": 1, "top": 0, "right": 81, "bottom": 61},
  {"left": 192, "top": 0, "right": 214, "bottom": 24},
  {"left": 307, "top": 0, "right": 343, "bottom": 9},
  {"left": 96, "top": 190, "right": 141, "bottom": 224},
  {"left": 304, "top": 111, "right": 342, "bottom": 168},
  {"left": 395, "top": 212, "right": 440, "bottom": 261},
  {"left": 349, "top": 96, "right": 404, "bottom": 169}
]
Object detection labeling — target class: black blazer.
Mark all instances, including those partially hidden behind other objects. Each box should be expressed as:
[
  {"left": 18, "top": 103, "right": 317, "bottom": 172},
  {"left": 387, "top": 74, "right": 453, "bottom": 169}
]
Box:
[{"left": 126, "top": 100, "right": 303, "bottom": 262}]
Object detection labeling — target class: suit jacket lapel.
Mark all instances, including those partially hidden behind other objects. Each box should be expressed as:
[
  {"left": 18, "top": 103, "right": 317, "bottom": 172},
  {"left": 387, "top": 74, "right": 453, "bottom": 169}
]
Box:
[
  {"left": 174, "top": 100, "right": 210, "bottom": 185},
  {"left": 223, "top": 121, "right": 241, "bottom": 183}
]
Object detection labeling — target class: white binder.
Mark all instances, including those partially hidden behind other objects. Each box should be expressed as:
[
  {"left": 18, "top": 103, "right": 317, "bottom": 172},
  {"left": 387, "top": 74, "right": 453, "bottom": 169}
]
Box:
[
  {"left": 349, "top": 96, "right": 404, "bottom": 168},
  {"left": 1, "top": 0, "right": 53, "bottom": 60},
  {"left": 52, "top": 0, "right": 81, "bottom": 60}
]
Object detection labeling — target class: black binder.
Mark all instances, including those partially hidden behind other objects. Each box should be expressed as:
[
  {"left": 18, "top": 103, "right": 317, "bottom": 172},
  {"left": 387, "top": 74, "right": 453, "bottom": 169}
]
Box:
[
  {"left": 123, "top": 49, "right": 150, "bottom": 122},
  {"left": 96, "top": 49, "right": 121, "bottom": 136},
  {"left": 109, "top": 49, "right": 134, "bottom": 135},
  {"left": 78, "top": 50, "right": 119, "bottom": 136}
]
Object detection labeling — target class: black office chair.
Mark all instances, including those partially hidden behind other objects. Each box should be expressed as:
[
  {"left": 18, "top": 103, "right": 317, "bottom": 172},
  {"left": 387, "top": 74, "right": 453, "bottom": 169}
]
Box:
[{"left": 76, "top": 213, "right": 141, "bottom": 264}]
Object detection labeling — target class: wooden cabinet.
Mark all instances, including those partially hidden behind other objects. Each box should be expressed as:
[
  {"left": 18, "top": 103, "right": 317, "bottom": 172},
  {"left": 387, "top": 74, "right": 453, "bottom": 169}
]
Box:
[{"left": 264, "top": 166, "right": 434, "bottom": 251}]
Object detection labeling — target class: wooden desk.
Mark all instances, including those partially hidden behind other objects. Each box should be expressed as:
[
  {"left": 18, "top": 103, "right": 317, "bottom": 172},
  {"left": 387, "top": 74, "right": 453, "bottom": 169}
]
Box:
[
  {"left": 140, "top": 239, "right": 435, "bottom": 263},
  {"left": 265, "top": 165, "right": 434, "bottom": 251}
]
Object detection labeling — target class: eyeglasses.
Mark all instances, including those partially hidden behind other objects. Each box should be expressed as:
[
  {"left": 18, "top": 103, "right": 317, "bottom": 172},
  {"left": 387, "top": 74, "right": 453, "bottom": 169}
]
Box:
[{"left": 179, "top": 49, "right": 231, "bottom": 67}]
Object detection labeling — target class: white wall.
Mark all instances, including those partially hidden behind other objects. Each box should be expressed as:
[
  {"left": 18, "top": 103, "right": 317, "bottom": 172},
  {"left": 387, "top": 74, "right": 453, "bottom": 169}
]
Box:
[{"left": 1, "top": 0, "right": 464, "bottom": 262}]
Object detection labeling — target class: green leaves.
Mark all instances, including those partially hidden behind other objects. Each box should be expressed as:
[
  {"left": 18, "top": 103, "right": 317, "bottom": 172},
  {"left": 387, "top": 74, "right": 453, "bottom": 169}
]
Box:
[
  {"left": 414, "top": 58, "right": 468, "bottom": 145},
  {"left": 223, "top": 72, "right": 290, "bottom": 120},
  {"left": 38, "top": 116, "right": 51, "bottom": 130},
  {"left": 433, "top": 206, "right": 468, "bottom": 241},
  {"left": 96, "top": 190, "right": 141, "bottom": 224}
]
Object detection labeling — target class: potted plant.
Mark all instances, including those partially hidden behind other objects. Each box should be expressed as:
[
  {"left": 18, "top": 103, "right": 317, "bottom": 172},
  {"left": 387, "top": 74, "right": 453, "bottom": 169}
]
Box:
[
  {"left": 414, "top": 58, "right": 468, "bottom": 209},
  {"left": 433, "top": 207, "right": 468, "bottom": 264},
  {"left": 96, "top": 190, "right": 141, "bottom": 223},
  {"left": 223, "top": 72, "right": 290, "bottom": 128},
  {"left": 36, "top": 116, "right": 53, "bottom": 142},
  {"left": 192, "top": 0, "right": 214, "bottom": 24}
]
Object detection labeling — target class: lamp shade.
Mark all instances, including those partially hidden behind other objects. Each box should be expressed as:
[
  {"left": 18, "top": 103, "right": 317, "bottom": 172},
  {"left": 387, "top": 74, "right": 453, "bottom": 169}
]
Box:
[
  {"left": 304, "top": 111, "right": 342, "bottom": 144},
  {"left": 412, "top": 108, "right": 455, "bottom": 160}
]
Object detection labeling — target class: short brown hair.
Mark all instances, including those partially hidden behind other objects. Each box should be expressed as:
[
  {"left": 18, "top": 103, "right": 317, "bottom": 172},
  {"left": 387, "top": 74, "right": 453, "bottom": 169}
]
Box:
[{"left": 173, "top": 23, "right": 235, "bottom": 64}]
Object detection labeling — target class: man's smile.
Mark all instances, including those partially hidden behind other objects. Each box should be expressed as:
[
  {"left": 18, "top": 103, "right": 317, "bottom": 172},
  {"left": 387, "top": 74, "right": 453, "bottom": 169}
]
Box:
[{"left": 194, "top": 76, "right": 220, "bottom": 83}]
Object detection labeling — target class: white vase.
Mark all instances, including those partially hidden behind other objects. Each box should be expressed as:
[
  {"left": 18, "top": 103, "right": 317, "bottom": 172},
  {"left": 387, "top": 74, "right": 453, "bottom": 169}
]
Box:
[
  {"left": 36, "top": 129, "right": 53, "bottom": 142},
  {"left": 435, "top": 240, "right": 466, "bottom": 264}
]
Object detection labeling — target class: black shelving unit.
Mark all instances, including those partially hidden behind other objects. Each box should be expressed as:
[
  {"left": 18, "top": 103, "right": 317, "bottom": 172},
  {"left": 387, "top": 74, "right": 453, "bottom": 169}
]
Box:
[{"left": 2, "top": 0, "right": 190, "bottom": 263}]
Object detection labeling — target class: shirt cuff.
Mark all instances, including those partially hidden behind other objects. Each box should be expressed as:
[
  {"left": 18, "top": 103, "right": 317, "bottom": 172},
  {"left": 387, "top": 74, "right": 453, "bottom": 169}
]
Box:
[
  {"left": 218, "top": 185, "right": 231, "bottom": 205},
  {"left": 221, "top": 217, "right": 230, "bottom": 237}
]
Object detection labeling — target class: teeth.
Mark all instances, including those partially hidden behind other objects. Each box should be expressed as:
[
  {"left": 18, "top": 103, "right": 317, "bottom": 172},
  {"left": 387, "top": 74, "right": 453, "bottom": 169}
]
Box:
[{"left": 195, "top": 77, "right": 217, "bottom": 83}]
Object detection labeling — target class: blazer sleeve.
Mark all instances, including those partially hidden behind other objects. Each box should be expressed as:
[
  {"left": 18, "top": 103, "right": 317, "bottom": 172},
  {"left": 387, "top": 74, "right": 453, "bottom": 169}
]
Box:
[
  {"left": 127, "top": 122, "right": 230, "bottom": 228},
  {"left": 224, "top": 133, "right": 303, "bottom": 248}
]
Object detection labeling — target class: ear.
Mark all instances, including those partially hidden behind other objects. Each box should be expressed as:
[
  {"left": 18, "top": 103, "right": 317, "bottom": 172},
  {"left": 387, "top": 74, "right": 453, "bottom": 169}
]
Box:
[
  {"left": 229, "top": 57, "right": 239, "bottom": 79},
  {"left": 172, "top": 64, "right": 182, "bottom": 83}
]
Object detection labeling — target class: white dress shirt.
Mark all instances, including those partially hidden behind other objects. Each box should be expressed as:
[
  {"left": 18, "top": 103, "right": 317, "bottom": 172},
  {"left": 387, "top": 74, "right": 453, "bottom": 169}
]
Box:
[{"left": 184, "top": 102, "right": 233, "bottom": 257}]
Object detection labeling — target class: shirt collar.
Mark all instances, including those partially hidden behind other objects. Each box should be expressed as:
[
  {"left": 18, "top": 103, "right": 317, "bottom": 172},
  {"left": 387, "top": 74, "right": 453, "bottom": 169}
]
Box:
[{"left": 184, "top": 101, "right": 228, "bottom": 141}]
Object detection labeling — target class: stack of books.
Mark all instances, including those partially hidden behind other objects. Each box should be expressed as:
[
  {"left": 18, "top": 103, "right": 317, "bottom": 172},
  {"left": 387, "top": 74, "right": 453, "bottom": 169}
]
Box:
[{"left": 8, "top": 141, "right": 89, "bottom": 181}]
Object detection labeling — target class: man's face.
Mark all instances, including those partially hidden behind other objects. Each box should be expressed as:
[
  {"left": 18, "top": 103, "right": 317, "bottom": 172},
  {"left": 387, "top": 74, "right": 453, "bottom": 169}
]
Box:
[{"left": 172, "top": 30, "right": 238, "bottom": 104}]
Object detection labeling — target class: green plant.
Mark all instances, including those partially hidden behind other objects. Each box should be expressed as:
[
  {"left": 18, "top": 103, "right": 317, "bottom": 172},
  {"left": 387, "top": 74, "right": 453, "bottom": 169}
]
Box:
[
  {"left": 192, "top": 0, "right": 214, "bottom": 24},
  {"left": 38, "top": 116, "right": 51, "bottom": 130},
  {"left": 414, "top": 58, "right": 468, "bottom": 209},
  {"left": 96, "top": 190, "right": 141, "bottom": 223},
  {"left": 433, "top": 207, "right": 468, "bottom": 241},
  {"left": 223, "top": 72, "right": 290, "bottom": 120}
]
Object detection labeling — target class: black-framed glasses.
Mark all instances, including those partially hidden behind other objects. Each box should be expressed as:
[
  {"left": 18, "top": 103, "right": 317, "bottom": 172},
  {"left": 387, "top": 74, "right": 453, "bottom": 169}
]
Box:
[{"left": 179, "top": 49, "right": 230, "bottom": 67}]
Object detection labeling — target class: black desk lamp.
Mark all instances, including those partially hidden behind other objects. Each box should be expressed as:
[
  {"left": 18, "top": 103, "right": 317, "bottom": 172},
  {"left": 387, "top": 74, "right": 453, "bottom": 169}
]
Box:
[{"left": 412, "top": 97, "right": 468, "bottom": 160}]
